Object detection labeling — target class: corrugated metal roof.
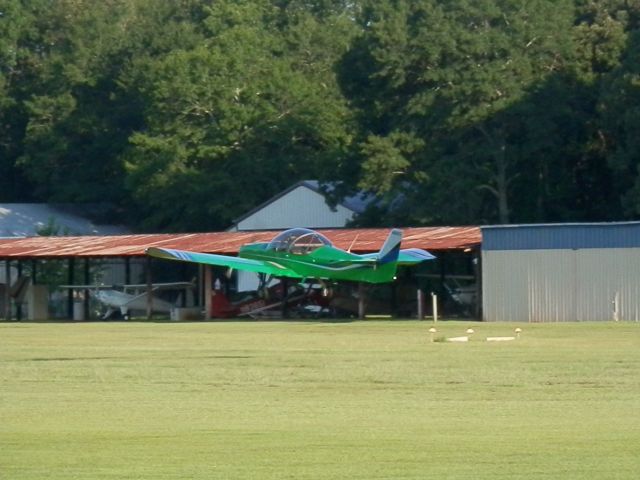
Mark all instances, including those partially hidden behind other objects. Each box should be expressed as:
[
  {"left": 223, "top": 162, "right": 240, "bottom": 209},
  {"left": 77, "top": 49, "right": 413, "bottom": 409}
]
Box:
[
  {"left": 0, "top": 227, "right": 480, "bottom": 259},
  {"left": 482, "top": 222, "right": 640, "bottom": 251}
]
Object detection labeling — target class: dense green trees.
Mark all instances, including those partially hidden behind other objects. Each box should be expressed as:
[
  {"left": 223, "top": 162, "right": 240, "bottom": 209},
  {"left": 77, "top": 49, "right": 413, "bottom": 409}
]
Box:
[
  {"left": 121, "top": 0, "right": 356, "bottom": 230},
  {"left": 1, "top": 0, "right": 639, "bottom": 230},
  {"left": 340, "top": 0, "right": 640, "bottom": 225}
]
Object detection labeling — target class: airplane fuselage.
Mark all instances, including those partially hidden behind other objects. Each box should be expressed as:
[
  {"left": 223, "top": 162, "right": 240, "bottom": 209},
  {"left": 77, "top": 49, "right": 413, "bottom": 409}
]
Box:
[
  {"left": 146, "top": 227, "right": 434, "bottom": 286},
  {"left": 239, "top": 243, "right": 398, "bottom": 283}
]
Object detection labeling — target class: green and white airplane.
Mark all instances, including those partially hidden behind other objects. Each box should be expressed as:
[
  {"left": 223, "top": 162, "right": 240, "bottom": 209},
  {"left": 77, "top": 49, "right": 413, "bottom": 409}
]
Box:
[{"left": 146, "top": 228, "right": 434, "bottom": 284}]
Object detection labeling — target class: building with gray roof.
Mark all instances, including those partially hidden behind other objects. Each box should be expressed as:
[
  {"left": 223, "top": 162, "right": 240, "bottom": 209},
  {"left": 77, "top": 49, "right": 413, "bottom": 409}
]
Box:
[
  {"left": 0, "top": 204, "right": 128, "bottom": 238},
  {"left": 228, "top": 180, "right": 375, "bottom": 231}
]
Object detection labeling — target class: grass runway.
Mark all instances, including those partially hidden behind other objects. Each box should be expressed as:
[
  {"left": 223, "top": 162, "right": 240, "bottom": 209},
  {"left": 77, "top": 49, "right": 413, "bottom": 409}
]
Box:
[{"left": 1, "top": 320, "right": 639, "bottom": 479}]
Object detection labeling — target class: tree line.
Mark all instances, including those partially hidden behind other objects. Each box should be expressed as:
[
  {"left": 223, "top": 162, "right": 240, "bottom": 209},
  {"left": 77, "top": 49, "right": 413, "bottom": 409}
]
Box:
[{"left": 2, "top": 0, "right": 640, "bottom": 231}]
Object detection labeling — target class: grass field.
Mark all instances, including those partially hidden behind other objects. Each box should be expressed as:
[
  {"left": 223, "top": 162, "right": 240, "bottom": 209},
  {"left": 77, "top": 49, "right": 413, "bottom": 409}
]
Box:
[{"left": 1, "top": 320, "right": 639, "bottom": 479}]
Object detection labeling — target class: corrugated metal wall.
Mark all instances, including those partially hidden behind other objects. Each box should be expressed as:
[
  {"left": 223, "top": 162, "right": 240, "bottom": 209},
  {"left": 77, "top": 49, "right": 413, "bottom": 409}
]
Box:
[{"left": 483, "top": 248, "right": 640, "bottom": 322}]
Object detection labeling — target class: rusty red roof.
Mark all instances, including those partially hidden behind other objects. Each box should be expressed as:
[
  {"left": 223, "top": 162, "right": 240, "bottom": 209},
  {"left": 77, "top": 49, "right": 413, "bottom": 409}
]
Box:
[{"left": 0, "top": 227, "right": 480, "bottom": 259}]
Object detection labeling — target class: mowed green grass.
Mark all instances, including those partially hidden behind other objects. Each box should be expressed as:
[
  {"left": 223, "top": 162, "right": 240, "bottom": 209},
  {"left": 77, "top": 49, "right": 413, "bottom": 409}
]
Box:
[{"left": 1, "top": 321, "right": 639, "bottom": 479}]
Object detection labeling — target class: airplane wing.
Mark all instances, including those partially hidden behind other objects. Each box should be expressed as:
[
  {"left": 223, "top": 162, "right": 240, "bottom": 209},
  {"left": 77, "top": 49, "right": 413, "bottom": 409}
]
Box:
[{"left": 146, "top": 247, "right": 301, "bottom": 278}]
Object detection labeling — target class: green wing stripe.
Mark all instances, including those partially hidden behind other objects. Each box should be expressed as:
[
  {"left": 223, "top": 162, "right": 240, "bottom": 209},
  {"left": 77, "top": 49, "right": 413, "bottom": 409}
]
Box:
[{"left": 146, "top": 247, "right": 297, "bottom": 277}]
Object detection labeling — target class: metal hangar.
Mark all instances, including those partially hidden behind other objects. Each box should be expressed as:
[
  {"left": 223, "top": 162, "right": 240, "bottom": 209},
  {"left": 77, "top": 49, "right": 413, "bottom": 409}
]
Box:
[{"left": 482, "top": 222, "right": 640, "bottom": 322}]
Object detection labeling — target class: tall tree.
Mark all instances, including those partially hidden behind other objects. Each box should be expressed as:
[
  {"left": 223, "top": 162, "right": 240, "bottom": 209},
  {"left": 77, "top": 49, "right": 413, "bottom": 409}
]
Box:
[
  {"left": 3, "top": 0, "right": 640, "bottom": 231},
  {"left": 0, "top": 0, "right": 43, "bottom": 200},
  {"left": 341, "top": 0, "right": 584, "bottom": 225},
  {"left": 122, "top": 0, "right": 356, "bottom": 231},
  {"left": 13, "top": 0, "right": 206, "bottom": 211},
  {"left": 593, "top": 1, "right": 640, "bottom": 217}
]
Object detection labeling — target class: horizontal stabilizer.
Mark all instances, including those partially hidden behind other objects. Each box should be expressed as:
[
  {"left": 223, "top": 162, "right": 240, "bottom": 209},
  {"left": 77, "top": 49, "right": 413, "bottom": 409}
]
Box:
[{"left": 397, "top": 248, "right": 435, "bottom": 265}]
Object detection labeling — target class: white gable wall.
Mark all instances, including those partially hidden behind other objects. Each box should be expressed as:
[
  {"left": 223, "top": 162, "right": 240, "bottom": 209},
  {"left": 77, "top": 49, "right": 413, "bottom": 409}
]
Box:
[
  {"left": 233, "top": 185, "right": 356, "bottom": 291},
  {"left": 235, "top": 186, "right": 355, "bottom": 231}
]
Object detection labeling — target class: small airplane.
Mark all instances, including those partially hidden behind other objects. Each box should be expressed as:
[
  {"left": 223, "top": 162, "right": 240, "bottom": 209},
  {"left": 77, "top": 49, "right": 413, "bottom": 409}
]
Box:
[
  {"left": 60, "top": 281, "right": 194, "bottom": 320},
  {"left": 146, "top": 228, "right": 434, "bottom": 284}
]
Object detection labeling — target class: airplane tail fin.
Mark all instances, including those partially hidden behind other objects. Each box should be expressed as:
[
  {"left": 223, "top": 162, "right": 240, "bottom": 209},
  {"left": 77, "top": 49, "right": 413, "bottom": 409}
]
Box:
[{"left": 377, "top": 229, "right": 402, "bottom": 264}]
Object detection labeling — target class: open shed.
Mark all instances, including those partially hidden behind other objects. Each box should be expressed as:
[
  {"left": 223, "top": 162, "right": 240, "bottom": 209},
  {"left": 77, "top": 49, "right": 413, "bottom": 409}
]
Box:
[{"left": 0, "top": 226, "right": 481, "bottom": 320}]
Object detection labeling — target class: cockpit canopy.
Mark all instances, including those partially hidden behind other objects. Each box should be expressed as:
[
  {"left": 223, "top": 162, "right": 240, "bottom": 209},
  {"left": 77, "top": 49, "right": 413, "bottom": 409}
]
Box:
[{"left": 267, "top": 228, "right": 333, "bottom": 255}]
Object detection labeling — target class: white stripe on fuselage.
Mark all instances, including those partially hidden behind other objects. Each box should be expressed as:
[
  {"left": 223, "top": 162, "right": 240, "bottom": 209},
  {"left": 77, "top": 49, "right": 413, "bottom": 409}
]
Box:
[{"left": 247, "top": 253, "right": 374, "bottom": 273}]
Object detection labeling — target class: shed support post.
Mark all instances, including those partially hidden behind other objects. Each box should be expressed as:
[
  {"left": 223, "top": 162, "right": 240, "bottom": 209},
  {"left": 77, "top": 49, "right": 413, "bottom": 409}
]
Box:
[
  {"left": 125, "top": 257, "right": 131, "bottom": 285},
  {"left": 197, "top": 264, "right": 204, "bottom": 311},
  {"left": 417, "top": 288, "right": 424, "bottom": 320},
  {"left": 83, "top": 259, "right": 90, "bottom": 320},
  {"left": 146, "top": 256, "right": 153, "bottom": 320},
  {"left": 31, "top": 260, "right": 37, "bottom": 284},
  {"left": 439, "top": 253, "right": 446, "bottom": 316},
  {"left": 180, "top": 262, "right": 188, "bottom": 307},
  {"left": 432, "top": 292, "right": 438, "bottom": 323},
  {"left": 16, "top": 261, "right": 23, "bottom": 320},
  {"left": 204, "top": 265, "right": 212, "bottom": 320},
  {"left": 4, "top": 260, "right": 11, "bottom": 320},
  {"left": 67, "top": 258, "right": 75, "bottom": 320}
]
